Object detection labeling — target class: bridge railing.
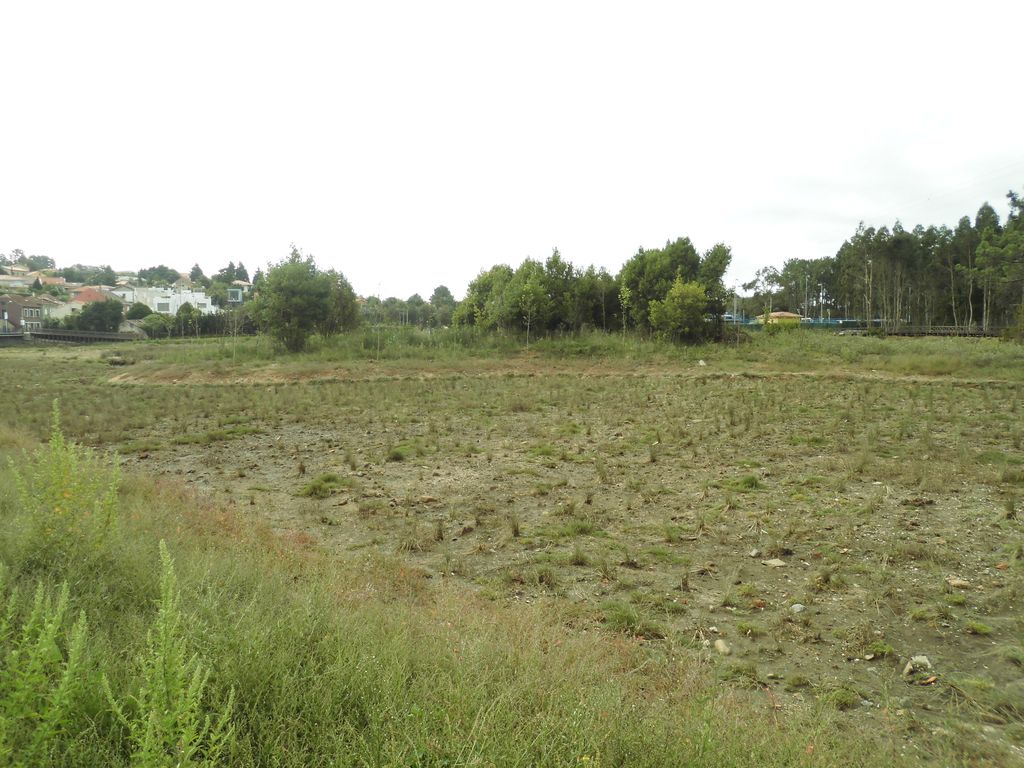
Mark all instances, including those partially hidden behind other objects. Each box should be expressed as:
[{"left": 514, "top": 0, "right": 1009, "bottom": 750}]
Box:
[{"left": 29, "top": 329, "right": 141, "bottom": 342}]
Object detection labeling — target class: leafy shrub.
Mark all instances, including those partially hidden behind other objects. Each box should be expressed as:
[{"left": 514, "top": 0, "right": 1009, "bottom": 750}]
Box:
[
  {"left": 9, "top": 401, "right": 120, "bottom": 566},
  {"left": 0, "top": 573, "right": 88, "bottom": 765}
]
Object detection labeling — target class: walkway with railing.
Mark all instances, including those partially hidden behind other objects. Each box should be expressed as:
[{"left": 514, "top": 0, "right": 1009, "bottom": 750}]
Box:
[
  {"left": 888, "top": 325, "right": 1001, "bottom": 337},
  {"left": 29, "top": 328, "right": 141, "bottom": 343}
]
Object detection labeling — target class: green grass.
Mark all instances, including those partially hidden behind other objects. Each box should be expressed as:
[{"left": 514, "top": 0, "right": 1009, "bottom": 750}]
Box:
[
  {"left": 727, "top": 474, "right": 762, "bottom": 491},
  {"left": 550, "top": 517, "right": 600, "bottom": 538},
  {"left": 116, "top": 438, "right": 164, "bottom": 454},
  {"left": 298, "top": 472, "right": 351, "bottom": 498},
  {"left": 602, "top": 600, "right": 667, "bottom": 639},
  {"left": 41, "top": 325, "right": 1024, "bottom": 380},
  {"left": 964, "top": 620, "right": 994, "bottom": 635},
  {"left": 170, "top": 425, "right": 262, "bottom": 445},
  {"left": 0, "top": 423, "right": 883, "bottom": 767},
  {"left": 5, "top": 333, "right": 1024, "bottom": 765}
]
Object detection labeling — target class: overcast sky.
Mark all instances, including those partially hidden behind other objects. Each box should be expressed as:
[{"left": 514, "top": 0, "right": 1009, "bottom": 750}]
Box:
[{"left": 3, "top": 1, "right": 1023, "bottom": 299}]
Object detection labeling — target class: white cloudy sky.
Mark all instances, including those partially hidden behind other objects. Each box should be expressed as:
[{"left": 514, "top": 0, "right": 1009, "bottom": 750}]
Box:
[{"left": 3, "top": 1, "right": 1022, "bottom": 299}]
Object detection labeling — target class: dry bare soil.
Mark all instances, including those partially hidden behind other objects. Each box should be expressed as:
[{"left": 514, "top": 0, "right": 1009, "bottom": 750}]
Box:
[{"left": 13, "top": 340, "right": 1024, "bottom": 762}]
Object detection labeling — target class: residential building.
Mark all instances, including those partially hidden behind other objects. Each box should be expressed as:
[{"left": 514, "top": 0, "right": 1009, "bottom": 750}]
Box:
[
  {"left": 26, "top": 272, "right": 66, "bottom": 287},
  {"left": 0, "top": 294, "right": 47, "bottom": 331},
  {"left": 226, "top": 280, "right": 252, "bottom": 305},
  {"left": 70, "top": 287, "right": 117, "bottom": 304},
  {"left": 0, "top": 275, "right": 33, "bottom": 290},
  {"left": 109, "top": 286, "right": 217, "bottom": 316},
  {"left": 45, "top": 287, "right": 124, "bottom": 323}
]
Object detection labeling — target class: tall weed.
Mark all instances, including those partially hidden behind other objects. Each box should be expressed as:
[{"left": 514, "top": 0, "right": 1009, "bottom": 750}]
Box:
[
  {"left": 8, "top": 401, "right": 120, "bottom": 567},
  {"left": 104, "top": 542, "right": 234, "bottom": 767},
  {"left": 0, "top": 570, "right": 88, "bottom": 765}
]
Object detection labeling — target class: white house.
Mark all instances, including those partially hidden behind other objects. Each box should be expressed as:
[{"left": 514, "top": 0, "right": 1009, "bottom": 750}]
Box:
[{"left": 110, "top": 286, "right": 217, "bottom": 316}]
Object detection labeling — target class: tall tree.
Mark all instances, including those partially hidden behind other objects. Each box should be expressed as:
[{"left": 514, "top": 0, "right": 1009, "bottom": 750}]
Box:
[
  {"left": 13, "top": 252, "right": 55, "bottom": 271},
  {"left": 952, "top": 216, "right": 979, "bottom": 328},
  {"left": 698, "top": 243, "right": 732, "bottom": 334},
  {"left": 428, "top": 285, "right": 456, "bottom": 327},
  {"left": 214, "top": 262, "right": 239, "bottom": 283},
  {"left": 617, "top": 237, "right": 701, "bottom": 329},
  {"left": 176, "top": 302, "right": 200, "bottom": 337},
  {"left": 542, "top": 248, "right": 575, "bottom": 331},
  {"left": 95, "top": 265, "right": 117, "bottom": 286},
  {"left": 453, "top": 265, "right": 514, "bottom": 329},
  {"left": 139, "top": 265, "right": 181, "bottom": 286},
  {"left": 254, "top": 247, "right": 333, "bottom": 352},
  {"left": 405, "top": 293, "right": 427, "bottom": 327},
  {"left": 742, "top": 266, "right": 781, "bottom": 316},
  {"left": 70, "top": 300, "right": 123, "bottom": 332},
  {"left": 973, "top": 203, "right": 1003, "bottom": 331},
  {"left": 317, "top": 270, "right": 360, "bottom": 337},
  {"left": 507, "top": 259, "right": 552, "bottom": 345}
]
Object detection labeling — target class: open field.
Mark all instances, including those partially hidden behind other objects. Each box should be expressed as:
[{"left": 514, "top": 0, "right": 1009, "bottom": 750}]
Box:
[{"left": 2, "top": 331, "right": 1024, "bottom": 765}]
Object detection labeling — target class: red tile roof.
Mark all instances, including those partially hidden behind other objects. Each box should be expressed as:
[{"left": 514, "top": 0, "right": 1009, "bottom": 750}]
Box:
[{"left": 70, "top": 287, "right": 115, "bottom": 303}]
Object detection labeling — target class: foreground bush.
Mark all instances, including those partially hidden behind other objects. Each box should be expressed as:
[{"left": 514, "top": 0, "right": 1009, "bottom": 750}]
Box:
[{"left": 8, "top": 401, "right": 120, "bottom": 572}]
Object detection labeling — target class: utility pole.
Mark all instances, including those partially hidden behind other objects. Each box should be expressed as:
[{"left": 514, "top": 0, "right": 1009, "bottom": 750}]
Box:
[
  {"left": 732, "top": 285, "right": 738, "bottom": 345},
  {"left": 868, "top": 260, "right": 873, "bottom": 328},
  {"left": 376, "top": 283, "right": 382, "bottom": 361},
  {"left": 864, "top": 258, "right": 872, "bottom": 328}
]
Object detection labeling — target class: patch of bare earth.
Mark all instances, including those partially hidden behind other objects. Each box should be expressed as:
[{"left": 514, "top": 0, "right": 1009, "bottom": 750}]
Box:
[{"left": 115, "top": 364, "right": 1024, "bottom": 763}]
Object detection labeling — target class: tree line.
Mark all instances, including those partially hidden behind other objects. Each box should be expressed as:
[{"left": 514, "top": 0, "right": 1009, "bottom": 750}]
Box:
[
  {"left": 259, "top": 185, "right": 1022, "bottom": 342},
  {"left": 743, "top": 189, "right": 1024, "bottom": 332},
  {"left": 451, "top": 239, "right": 731, "bottom": 344},
  {"left": 5, "top": 185, "right": 1023, "bottom": 347}
]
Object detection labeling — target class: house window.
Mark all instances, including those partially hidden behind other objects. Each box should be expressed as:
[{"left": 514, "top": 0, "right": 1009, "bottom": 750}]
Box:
[
  {"left": 197, "top": 302, "right": 206, "bottom": 309},
  {"left": 157, "top": 303, "right": 170, "bottom": 313}
]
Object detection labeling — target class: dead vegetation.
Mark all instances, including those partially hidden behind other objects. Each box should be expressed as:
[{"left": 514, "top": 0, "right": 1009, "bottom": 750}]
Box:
[{"left": 4, "top": 336, "right": 1024, "bottom": 764}]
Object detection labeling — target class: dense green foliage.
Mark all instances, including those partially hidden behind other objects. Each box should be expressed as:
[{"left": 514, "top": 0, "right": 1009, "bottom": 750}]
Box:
[
  {"left": 65, "top": 300, "right": 123, "bottom": 332},
  {"left": 253, "top": 248, "right": 359, "bottom": 352},
  {"left": 139, "top": 312, "right": 171, "bottom": 338},
  {"left": 0, "top": 250, "right": 55, "bottom": 272},
  {"left": 648, "top": 278, "right": 709, "bottom": 341},
  {"left": 746, "top": 188, "right": 1024, "bottom": 331},
  {"left": 212, "top": 261, "right": 249, "bottom": 284},
  {"left": 454, "top": 241, "right": 727, "bottom": 339},
  {"left": 137, "top": 265, "right": 182, "bottom": 286},
  {"left": 53, "top": 264, "right": 117, "bottom": 285},
  {"left": 133, "top": 307, "right": 255, "bottom": 340},
  {"left": 125, "top": 302, "right": 152, "bottom": 320}
]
